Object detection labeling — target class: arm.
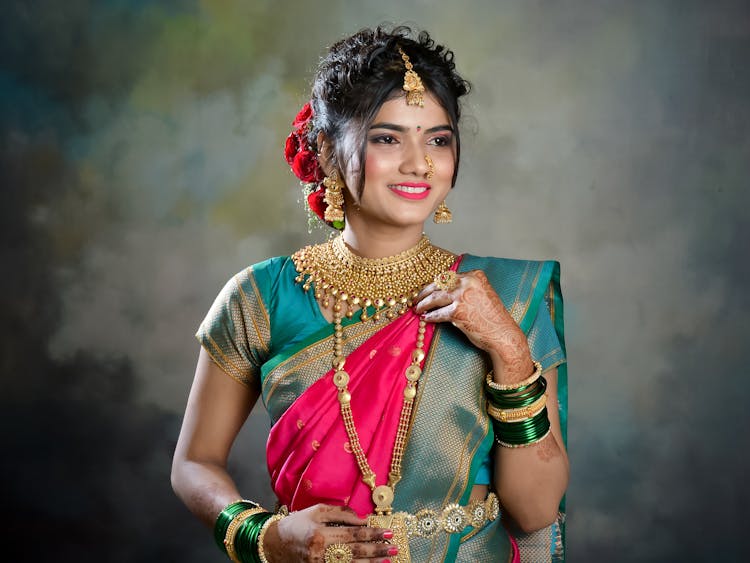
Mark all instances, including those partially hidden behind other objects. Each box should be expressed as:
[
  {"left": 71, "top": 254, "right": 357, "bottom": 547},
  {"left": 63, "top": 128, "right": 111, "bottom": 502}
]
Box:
[
  {"left": 171, "top": 348, "right": 257, "bottom": 526},
  {"left": 415, "top": 270, "right": 569, "bottom": 532},
  {"left": 172, "top": 349, "right": 395, "bottom": 561}
]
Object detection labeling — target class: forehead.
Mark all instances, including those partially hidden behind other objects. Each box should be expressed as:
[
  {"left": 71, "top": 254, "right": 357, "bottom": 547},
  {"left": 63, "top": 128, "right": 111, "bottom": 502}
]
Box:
[{"left": 372, "top": 92, "right": 450, "bottom": 127}]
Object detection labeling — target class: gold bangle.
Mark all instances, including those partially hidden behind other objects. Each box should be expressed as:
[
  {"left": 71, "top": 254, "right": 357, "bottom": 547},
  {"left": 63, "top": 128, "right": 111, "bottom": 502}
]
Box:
[
  {"left": 257, "top": 513, "right": 285, "bottom": 563},
  {"left": 495, "top": 428, "right": 551, "bottom": 449},
  {"left": 486, "top": 360, "right": 542, "bottom": 391},
  {"left": 224, "top": 507, "right": 266, "bottom": 562},
  {"left": 487, "top": 394, "right": 547, "bottom": 422}
]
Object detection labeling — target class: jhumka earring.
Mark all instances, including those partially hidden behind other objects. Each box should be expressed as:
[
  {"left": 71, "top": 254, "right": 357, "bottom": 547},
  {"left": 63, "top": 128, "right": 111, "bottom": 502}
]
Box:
[
  {"left": 323, "top": 170, "right": 345, "bottom": 223},
  {"left": 433, "top": 201, "right": 452, "bottom": 224}
]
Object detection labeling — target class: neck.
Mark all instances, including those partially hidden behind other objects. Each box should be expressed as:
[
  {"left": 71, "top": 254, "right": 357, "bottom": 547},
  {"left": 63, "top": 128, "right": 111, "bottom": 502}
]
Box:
[{"left": 341, "top": 218, "right": 426, "bottom": 259}]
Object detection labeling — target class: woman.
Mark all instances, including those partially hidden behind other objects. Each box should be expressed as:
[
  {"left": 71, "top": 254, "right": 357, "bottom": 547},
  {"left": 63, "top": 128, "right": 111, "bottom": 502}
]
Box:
[{"left": 172, "top": 26, "right": 568, "bottom": 562}]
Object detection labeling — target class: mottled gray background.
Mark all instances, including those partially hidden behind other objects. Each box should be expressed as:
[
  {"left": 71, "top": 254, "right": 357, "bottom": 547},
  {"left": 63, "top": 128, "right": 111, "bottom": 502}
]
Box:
[{"left": 2, "top": 1, "right": 748, "bottom": 561}]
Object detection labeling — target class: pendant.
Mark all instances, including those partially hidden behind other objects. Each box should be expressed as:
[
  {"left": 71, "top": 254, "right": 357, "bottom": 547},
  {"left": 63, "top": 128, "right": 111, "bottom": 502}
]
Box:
[
  {"left": 367, "top": 512, "right": 411, "bottom": 563},
  {"left": 372, "top": 485, "right": 395, "bottom": 514}
]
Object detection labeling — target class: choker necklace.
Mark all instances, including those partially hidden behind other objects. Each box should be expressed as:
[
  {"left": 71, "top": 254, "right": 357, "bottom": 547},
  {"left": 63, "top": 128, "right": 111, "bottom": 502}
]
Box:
[{"left": 292, "top": 235, "right": 455, "bottom": 322}]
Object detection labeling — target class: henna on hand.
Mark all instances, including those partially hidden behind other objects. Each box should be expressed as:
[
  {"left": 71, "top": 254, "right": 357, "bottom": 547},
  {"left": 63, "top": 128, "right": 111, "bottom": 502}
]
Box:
[{"left": 450, "top": 272, "right": 532, "bottom": 380}]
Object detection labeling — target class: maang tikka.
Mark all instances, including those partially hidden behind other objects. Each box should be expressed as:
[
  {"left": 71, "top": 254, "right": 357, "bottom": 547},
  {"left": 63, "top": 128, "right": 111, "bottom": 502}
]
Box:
[{"left": 397, "top": 46, "right": 425, "bottom": 107}]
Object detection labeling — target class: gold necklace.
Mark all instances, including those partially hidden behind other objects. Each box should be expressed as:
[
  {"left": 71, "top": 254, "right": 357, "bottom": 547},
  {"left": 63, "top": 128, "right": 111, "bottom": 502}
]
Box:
[{"left": 292, "top": 235, "right": 455, "bottom": 322}]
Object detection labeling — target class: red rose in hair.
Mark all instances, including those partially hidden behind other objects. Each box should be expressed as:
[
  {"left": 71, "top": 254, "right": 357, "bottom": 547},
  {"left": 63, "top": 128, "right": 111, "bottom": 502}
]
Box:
[
  {"left": 292, "top": 102, "right": 313, "bottom": 129},
  {"left": 307, "top": 188, "right": 326, "bottom": 221},
  {"left": 292, "top": 150, "right": 323, "bottom": 183},
  {"left": 284, "top": 133, "right": 299, "bottom": 165}
]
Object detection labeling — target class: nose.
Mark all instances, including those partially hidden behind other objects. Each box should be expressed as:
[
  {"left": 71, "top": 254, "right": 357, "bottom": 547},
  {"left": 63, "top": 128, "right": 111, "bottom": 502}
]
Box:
[{"left": 399, "top": 139, "right": 431, "bottom": 178}]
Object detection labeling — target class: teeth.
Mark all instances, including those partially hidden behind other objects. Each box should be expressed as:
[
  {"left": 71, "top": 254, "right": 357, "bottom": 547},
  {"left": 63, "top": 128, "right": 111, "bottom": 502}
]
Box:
[{"left": 391, "top": 185, "right": 427, "bottom": 194}]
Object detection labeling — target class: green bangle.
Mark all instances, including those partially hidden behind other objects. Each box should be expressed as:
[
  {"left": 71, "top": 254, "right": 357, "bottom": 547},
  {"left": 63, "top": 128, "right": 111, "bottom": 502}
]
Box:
[
  {"left": 492, "top": 407, "right": 551, "bottom": 447},
  {"left": 486, "top": 377, "right": 547, "bottom": 409},
  {"left": 214, "top": 500, "right": 260, "bottom": 554},
  {"left": 235, "top": 512, "right": 274, "bottom": 563}
]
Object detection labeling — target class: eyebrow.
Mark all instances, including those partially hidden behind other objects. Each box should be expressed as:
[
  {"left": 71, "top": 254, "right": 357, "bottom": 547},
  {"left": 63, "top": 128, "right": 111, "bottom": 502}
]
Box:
[{"left": 369, "top": 122, "right": 454, "bottom": 134}]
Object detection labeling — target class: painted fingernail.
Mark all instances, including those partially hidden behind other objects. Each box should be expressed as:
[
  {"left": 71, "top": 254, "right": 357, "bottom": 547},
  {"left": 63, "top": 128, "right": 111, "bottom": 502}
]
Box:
[
  {"left": 387, "top": 547, "right": 399, "bottom": 556},
  {"left": 383, "top": 560, "right": 391, "bottom": 563},
  {"left": 382, "top": 529, "right": 394, "bottom": 540}
]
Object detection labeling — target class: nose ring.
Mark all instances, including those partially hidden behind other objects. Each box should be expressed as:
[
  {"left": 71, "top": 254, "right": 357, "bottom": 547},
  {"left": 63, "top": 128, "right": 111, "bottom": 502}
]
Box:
[{"left": 425, "top": 154, "right": 435, "bottom": 179}]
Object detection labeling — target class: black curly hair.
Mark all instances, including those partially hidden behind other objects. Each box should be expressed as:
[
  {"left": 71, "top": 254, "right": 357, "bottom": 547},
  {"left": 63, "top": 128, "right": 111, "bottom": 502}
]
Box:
[{"left": 309, "top": 25, "right": 471, "bottom": 197}]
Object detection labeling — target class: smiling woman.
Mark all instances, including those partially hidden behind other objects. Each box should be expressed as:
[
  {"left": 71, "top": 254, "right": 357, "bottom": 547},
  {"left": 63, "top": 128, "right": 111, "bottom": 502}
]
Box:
[{"left": 172, "top": 25, "right": 569, "bottom": 563}]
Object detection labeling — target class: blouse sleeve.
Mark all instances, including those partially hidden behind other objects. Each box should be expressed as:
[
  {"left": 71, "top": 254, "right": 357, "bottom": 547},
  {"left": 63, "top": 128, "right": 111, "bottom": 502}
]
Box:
[
  {"left": 195, "top": 266, "right": 272, "bottom": 388},
  {"left": 526, "top": 285, "right": 566, "bottom": 374}
]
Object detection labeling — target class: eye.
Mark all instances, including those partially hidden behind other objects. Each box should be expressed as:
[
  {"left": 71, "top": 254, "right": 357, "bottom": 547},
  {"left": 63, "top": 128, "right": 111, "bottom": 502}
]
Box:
[
  {"left": 370, "top": 134, "right": 398, "bottom": 145},
  {"left": 429, "top": 135, "right": 453, "bottom": 147}
]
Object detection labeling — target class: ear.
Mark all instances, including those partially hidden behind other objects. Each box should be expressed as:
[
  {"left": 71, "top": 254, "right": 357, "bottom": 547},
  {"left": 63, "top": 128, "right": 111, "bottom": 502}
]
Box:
[{"left": 316, "top": 132, "right": 337, "bottom": 177}]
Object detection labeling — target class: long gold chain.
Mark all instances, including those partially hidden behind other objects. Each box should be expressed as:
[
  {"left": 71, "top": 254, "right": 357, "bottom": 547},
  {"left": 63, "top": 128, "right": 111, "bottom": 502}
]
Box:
[{"left": 331, "top": 301, "right": 426, "bottom": 515}]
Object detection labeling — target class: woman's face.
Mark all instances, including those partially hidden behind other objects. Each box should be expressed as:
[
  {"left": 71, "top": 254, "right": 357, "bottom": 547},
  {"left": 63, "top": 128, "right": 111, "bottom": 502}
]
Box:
[{"left": 345, "top": 92, "right": 456, "bottom": 230}]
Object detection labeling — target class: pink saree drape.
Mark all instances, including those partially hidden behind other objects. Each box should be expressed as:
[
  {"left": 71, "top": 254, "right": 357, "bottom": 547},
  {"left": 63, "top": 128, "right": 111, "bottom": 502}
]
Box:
[{"left": 266, "top": 306, "right": 437, "bottom": 517}]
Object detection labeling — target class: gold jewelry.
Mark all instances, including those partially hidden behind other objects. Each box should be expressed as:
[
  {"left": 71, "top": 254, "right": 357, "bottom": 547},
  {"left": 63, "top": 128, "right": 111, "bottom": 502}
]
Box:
[
  {"left": 433, "top": 201, "right": 452, "bottom": 224},
  {"left": 324, "top": 543, "right": 354, "bottom": 563},
  {"left": 487, "top": 394, "right": 547, "bottom": 422},
  {"left": 433, "top": 270, "right": 459, "bottom": 292},
  {"left": 397, "top": 46, "right": 425, "bottom": 107},
  {"left": 486, "top": 360, "right": 543, "bottom": 391},
  {"left": 292, "top": 235, "right": 455, "bottom": 322},
  {"left": 257, "top": 513, "right": 285, "bottom": 563},
  {"left": 224, "top": 507, "right": 265, "bottom": 563},
  {"left": 425, "top": 154, "right": 434, "bottom": 179},
  {"left": 323, "top": 171, "right": 345, "bottom": 223}
]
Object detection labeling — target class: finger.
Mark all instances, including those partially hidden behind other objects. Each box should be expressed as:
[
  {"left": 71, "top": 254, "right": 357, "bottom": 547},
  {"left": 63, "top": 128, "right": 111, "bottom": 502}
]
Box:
[
  {"left": 414, "top": 289, "right": 455, "bottom": 314},
  {"left": 324, "top": 525, "right": 392, "bottom": 543},
  {"left": 317, "top": 504, "right": 368, "bottom": 526},
  {"left": 421, "top": 301, "right": 459, "bottom": 323},
  {"left": 344, "top": 541, "right": 400, "bottom": 560}
]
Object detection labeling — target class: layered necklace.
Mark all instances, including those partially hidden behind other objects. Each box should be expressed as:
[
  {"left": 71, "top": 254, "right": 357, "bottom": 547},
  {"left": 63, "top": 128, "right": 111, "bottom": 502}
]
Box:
[{"left": 291, "top": 235, "right": 455, "bottom": 518}]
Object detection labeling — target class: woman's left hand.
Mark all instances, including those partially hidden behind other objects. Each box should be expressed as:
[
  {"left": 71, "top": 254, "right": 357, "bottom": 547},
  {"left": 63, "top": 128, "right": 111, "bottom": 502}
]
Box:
[{"left": 414, "top": 270, "right": 533, "bottom": 382}]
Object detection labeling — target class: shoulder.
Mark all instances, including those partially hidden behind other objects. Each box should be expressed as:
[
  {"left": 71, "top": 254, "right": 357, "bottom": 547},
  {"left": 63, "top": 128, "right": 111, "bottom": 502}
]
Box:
[
  {"left": 458, "top": 254, "right": 560, "bottom": 325},
  {"left": 459, "top": 254, "right": 559, "bottom": 283}
]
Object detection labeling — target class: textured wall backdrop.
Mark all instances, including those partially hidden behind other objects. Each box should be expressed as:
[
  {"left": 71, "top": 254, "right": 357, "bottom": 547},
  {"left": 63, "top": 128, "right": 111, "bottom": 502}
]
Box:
[{"left": 2, "top": 1, "right": 748, "bottom": 561}]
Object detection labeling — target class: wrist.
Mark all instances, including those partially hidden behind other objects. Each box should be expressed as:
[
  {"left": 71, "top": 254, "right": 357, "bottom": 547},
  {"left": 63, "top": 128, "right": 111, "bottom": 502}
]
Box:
[{"left": 489, "top": 350, "right": 534, "bottom": 384}]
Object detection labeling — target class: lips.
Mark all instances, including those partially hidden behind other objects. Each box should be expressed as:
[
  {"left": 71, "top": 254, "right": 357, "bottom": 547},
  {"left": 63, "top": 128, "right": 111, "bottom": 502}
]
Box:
[{"left": 388, "top": 183, "right": 431, "bottom": 200}]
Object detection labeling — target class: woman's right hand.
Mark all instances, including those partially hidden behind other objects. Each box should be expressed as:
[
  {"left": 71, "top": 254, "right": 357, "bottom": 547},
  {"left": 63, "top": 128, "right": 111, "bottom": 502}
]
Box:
[{"left": 261, "top": 504, "right": 397, "bottom": 563}]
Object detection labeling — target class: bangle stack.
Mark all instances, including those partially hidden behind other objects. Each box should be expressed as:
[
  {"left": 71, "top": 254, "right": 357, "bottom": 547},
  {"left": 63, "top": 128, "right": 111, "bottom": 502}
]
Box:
[
  {"left": 214, "top": 499, "right": 287, "bottom": 562},
  {"left": 485, "top": 361, "right": 551, "bottom": 448}
]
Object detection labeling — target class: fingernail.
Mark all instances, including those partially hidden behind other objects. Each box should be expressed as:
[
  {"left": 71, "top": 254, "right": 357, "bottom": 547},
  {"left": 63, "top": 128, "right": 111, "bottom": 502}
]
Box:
[
  {"left": 387, "top": 547, "right": 399, "bottom": 556},
  {"left": 382, "top": 529, "right": 394, "bottom": 540},
  {"left": 383, "top": 560, "right": 391, "bottom": 563}
]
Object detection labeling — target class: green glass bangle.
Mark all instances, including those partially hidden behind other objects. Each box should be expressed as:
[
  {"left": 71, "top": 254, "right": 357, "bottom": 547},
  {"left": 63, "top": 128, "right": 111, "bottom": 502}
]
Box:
[
  {"left": 214, "top": 501, "right": 260, "bottom": 554},
  {"left": 235, "top": 512, "right": 273, "bottom": 563},
  {"left": 492, "top": 407, "right": 550, "bottom": 446},
  {"left": 486, "top": 377, "right": 547, "bottom": 409}
]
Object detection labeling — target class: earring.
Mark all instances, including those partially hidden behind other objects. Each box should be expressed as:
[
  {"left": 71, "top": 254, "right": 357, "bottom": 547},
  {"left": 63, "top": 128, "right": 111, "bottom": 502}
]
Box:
[
  {"left": 323, "top": 171, "right": 345, "bottom": 223},
  {"left": 433, "top": 201, "right": 452, "bottom": 224}
]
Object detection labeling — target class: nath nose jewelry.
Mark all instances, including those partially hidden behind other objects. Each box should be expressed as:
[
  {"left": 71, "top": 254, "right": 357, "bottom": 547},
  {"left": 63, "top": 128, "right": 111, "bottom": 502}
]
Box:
[{"left": 425, "top": 154, "right": 434, "bottom": 179}]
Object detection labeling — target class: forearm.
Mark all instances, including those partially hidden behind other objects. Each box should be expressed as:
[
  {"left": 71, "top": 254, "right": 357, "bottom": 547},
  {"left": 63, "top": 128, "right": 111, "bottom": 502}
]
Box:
[
  {"left": 493, "top": 431, "right": 568, "bottom": 532},
  {"left": 171, "top": 457, "right": 243, "bottom": 527},
  {"left": 489, "top": 356, "right": 569, "bottom": 532}
]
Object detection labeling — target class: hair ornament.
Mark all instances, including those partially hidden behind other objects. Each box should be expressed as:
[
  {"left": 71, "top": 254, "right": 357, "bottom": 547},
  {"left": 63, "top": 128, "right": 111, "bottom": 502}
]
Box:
[{"left": 397, "top": 46, "right": 425, "bottom": 107}]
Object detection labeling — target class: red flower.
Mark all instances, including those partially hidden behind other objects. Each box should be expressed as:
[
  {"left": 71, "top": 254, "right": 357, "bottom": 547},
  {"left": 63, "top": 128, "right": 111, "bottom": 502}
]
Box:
[
  {"left": 284, "top": 133, "right": 299, "bottom": 166},
  {"left": 307, "top": 188, "right": 326, "bottom": 221},
  {"left": 292, "top": 102, "right": 313, "bottom": 129},
  {"left": 292, "top": 150, "right": 323, "bottom": 183}
]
